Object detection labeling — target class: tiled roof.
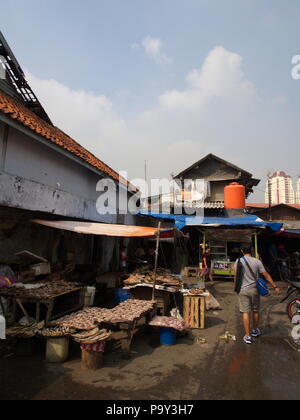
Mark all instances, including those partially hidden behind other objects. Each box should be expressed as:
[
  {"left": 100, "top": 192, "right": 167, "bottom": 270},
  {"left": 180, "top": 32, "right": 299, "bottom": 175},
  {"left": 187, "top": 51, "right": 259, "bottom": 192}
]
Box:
[{"left": 0, "top": 90, "right": 135, "bottom": 191}]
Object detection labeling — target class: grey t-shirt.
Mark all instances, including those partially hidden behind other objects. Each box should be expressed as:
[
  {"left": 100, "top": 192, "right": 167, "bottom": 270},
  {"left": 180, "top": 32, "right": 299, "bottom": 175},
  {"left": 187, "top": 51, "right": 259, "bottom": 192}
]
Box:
[{"left": 235, "top": 256, "right": 266, "bottom": 290}]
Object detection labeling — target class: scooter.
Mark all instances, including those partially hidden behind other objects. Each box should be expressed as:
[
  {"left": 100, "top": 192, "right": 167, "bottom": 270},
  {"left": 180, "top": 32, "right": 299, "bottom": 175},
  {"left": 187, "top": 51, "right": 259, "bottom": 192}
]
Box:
[{"left": 280, "top": 273, "right": 300, "bottom": 321}]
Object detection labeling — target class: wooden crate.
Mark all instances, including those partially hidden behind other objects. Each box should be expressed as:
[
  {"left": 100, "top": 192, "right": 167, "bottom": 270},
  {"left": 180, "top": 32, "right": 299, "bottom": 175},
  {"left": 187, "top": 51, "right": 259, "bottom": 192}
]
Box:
[
  {"left": 183, "top": 296, "right": 205, "bottom": 329},
  {"left": 183, "top": 267, "right": 201, "bottom": 278}
]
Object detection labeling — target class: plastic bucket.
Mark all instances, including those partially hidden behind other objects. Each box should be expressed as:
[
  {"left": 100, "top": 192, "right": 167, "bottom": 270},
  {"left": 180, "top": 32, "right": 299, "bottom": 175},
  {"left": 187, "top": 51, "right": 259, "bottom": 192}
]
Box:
[
  {"left": 160, "top": 327, "right": 176, "bottom": 346},
  {"left": 46, "top": 337, "right": 69, "bottom": 363},
  {"left": 115, "top": 289, "right": 131, "bottom": 304},
  {"left": 84, "top": 286, "right": 96, "bottom": 307}
]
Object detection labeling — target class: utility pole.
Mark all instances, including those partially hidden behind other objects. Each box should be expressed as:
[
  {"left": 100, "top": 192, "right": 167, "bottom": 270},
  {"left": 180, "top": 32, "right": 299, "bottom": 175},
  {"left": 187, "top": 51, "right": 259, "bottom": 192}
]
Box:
[{"left": 152, "top": 222, "right": 162, "bottom": 300}]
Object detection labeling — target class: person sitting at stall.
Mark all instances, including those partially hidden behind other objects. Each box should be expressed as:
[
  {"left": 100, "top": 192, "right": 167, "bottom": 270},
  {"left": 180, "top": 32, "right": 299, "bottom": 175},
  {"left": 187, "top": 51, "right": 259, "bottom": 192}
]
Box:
[
  {"left": 146, "top": 247, "right": 156, "bottom": 268},
  {"left": 202, "top": 247, "right": 214, "bottom": 283}
]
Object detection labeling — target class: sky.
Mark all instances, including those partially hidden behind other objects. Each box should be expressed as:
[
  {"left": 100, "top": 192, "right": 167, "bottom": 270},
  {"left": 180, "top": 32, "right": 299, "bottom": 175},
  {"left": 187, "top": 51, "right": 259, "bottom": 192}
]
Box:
[{"left": 1, "top": 0, "right": 300, "bottom": 201}]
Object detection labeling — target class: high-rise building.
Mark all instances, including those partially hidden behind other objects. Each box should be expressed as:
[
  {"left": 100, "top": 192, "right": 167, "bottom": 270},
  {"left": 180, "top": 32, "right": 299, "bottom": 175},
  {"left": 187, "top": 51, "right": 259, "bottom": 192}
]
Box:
[
  {"left": 296, "top": 177, "right": 300, "bottom": 204},
  {"left": 265, "top": 171, "right": 295, "bottom": 205}
]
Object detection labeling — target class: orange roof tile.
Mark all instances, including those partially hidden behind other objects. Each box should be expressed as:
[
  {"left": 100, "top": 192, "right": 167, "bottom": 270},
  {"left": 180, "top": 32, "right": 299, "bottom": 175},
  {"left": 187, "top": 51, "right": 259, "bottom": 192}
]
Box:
[{"left": 0, "top": 90, "right": 135, "bottom": 191}]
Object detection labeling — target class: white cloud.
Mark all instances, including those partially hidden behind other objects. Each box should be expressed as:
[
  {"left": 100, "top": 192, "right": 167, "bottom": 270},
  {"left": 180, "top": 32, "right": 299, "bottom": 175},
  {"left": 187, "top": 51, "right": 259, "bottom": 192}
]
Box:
[
  {"left": 26, "top": 46, "right": 297, "bottom": 202},
  {"left": 26, "top": 73, "right": 128, "bottom": 167},
  {"left": 141, "top": 36, "right": 172, "bottom": 67},
  {"left": 160, "top": 46, "right": 255, "bottom": 110}
]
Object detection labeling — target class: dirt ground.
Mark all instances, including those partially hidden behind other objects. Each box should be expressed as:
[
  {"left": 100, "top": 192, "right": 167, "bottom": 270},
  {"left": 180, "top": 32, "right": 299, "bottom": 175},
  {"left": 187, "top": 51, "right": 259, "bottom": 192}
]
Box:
[{"left": 1, "top": 281, "right": 300, "bottom": 400}]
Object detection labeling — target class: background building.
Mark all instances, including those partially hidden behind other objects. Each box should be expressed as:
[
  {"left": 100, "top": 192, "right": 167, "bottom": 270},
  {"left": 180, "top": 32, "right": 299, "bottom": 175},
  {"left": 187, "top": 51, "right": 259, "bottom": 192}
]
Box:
[
  {"left": 296, "top": 177, "right": 300, "bottom": 204},
  {"left": 265, "top": 171, "right": 295, "bottom": 205}
]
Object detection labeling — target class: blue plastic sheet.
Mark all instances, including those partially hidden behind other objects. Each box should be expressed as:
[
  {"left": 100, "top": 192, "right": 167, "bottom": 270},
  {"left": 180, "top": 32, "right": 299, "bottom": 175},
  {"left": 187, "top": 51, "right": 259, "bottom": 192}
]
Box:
[{"left": 139, "top": 211, "right": 283, "bottom": 232}]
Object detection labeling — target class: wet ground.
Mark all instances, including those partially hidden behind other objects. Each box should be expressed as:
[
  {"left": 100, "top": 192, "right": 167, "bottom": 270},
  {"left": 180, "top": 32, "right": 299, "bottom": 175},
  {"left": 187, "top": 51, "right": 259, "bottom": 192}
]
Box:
[{"left": 1, "top": 281, "right": 300, "bottom": 400}]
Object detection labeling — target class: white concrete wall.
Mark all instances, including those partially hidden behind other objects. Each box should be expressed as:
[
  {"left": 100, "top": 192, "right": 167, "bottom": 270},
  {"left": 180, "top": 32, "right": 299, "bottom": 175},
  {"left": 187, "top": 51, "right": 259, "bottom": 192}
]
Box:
[{"left": 0, "top": 120, "right": 121, "bottom": 223}]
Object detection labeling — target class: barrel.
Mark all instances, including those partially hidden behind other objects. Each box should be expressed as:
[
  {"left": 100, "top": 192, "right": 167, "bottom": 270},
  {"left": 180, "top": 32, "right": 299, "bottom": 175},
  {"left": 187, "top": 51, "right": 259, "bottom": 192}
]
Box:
[
  {"left": 160, "top": 327, "right": 176, "bottom": 346},
  {"left": 115, "top": 289, "right": 131, "bottom": 304},
  {"left": 224, "top": 182, "right": 246, "bottom": 209}
]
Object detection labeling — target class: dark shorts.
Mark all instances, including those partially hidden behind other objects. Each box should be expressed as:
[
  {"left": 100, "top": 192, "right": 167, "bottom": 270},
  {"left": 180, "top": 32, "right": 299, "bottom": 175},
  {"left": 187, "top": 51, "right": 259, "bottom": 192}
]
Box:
[{"left": 239, "top": 286, "right": 260, "bottom": 313}]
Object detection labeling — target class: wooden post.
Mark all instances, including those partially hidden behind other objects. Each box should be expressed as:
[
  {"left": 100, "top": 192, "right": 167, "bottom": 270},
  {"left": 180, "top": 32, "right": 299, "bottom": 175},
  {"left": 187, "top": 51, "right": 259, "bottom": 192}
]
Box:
[
  {"left": 254, "top": 232, "right": 259, "bottom": 259},
  {"left": 36, "top": 303, "right": 41, "bottom": 323},
  {"left": 152, "top": 222, "right": 162, "bottom": 300},
  {"left": 81, "top": 350, "right": 103, "bottom": 371},
  {"left": 45, "top": 300, "right": 55, "bottom": 326}
]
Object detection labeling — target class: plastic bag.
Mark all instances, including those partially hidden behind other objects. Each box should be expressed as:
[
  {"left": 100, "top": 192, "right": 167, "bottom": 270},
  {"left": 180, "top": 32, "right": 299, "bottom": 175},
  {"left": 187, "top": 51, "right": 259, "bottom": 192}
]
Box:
[
  {"left": 0, "top": 315, "right": 6, "bottom": 340},
  {"left": 170, "top": 308, "right": 183, "bottom": 321}
]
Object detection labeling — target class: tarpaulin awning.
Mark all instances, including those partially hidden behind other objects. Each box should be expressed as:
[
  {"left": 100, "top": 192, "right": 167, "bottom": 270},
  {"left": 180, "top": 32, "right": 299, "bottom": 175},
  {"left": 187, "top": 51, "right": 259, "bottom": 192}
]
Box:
[
  {"left": 139, "top": 211, "right": 283, "bottom": 232},
  {"left": 32, "top": 220, "right": 174, "bottom": 238}
]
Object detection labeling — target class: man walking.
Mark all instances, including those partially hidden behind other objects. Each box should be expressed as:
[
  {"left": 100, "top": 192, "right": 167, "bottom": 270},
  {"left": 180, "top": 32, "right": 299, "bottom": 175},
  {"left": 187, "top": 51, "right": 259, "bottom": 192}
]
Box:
[{"left": 235, "top": 245, "right": 280, "bottom": 345}]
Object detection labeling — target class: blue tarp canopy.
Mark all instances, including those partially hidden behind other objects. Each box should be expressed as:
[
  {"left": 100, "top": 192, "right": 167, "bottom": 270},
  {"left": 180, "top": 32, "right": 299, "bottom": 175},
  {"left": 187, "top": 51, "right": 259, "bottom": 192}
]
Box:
[{"left": 139, "top": 211, "right": 283, "bottom": 232}]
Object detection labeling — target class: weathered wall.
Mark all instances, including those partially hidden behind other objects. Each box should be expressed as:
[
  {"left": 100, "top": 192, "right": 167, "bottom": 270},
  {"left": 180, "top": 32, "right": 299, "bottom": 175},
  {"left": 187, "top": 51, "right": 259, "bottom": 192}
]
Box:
[
  {"left": 181, "top": 159, "right": 240, "bottom": 181},
  {"left": 0, "top": 120, "right": 120, "bottom": 223},
  {"left": 0, "top": 207, "right": 93, "bottom": 264},
  {"left": 209, "top": 181, "right": 228, "bottom": 201}
]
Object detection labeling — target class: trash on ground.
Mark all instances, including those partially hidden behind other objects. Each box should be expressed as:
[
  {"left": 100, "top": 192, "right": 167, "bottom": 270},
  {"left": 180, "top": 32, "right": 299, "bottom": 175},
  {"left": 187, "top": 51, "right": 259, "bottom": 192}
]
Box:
[
  {"left": 219, "top": 331, "right": 236, "bottom": 343},
  {"left": 196, "top": 338, "right": 207, "bottom": 345}
]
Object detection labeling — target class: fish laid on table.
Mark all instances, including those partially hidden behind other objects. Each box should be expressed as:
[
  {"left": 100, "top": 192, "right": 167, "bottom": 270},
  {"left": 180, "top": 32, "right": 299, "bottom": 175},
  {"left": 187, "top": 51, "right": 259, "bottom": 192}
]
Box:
[{"left": 54, "top": 300, "right": 155, "bottom": 330}]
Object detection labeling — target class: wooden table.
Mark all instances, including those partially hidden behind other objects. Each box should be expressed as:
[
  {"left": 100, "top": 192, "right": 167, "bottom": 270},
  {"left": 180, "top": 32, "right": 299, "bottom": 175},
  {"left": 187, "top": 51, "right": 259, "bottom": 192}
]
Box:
[
  {"left": 1, "top": 287, "right": 85, "bottom": 326},
  {"left": 106, "top": 305, "right": 157, "bottom": 359}
]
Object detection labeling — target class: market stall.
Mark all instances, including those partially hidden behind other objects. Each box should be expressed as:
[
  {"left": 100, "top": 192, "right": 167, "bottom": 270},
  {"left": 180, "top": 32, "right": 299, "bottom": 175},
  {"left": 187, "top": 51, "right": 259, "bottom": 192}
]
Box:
[
  {"left": 0, "top": 280, "right": 85, "bottom": 325},
  {"left": 123, "top": 268, "right": 182, "bottom": 315},
  {"left": 50, "top": 299, "right": 157, "bottom": 360},
  {"left": 202, "top": 228, "right": 259, "bottom": 279},
  {"left": 139, "top": 211, "right": 283, "bottom": 280}
]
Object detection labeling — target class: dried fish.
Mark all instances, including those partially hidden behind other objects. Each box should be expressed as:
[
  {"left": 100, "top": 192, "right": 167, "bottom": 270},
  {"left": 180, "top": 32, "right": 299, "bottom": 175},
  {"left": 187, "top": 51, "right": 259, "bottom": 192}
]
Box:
[
  {"left": 54, "top": 300, "right": 156, "bottom": 330},
  {"left": 124, "top": 269, "right": 182, "bottom": 289},
  {"left": 6, "top": 321, "right": 45, "bottom": 338},
  {"left": 0, "top": 281, "right": 80, "bottom": 300},
  {"left": 38, "top": 326, "right": 76, "bottom": 337},
  {"left": 73, "top": 329, "right": 112, "bottom": 344},
  {"left": 72, "top": 327, "right": 100, "bottom": 339}
]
